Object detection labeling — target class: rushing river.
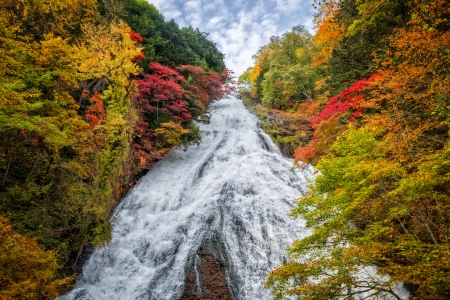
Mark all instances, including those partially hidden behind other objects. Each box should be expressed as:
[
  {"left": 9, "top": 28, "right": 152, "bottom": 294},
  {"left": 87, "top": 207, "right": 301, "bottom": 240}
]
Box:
[{"left": 62, "top": 96, "right": 314, "bottom": 299}]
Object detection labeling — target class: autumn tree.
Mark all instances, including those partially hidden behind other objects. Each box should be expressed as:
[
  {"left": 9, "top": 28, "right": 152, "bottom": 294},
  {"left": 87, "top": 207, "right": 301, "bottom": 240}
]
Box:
[
  {"left": 132, "top": 62, "right": 192, "bottom": 170},
  {"left": 324, "top": 0, "right": 409, "bottom": 95},
  {"left": 311, "top": 0, "right": 345, "bottom": 69},
  {"left": 244, "top": 25, "right": 321, "bottom": 111},
  {"left": 0, "top": 0, "right": 142, "bottom": 284},
  {"left": 294, "top": 72, "right": 384, "bottom": 163},
  {"left": 0, "top": 217, "right": 75, "bottom": 299}
]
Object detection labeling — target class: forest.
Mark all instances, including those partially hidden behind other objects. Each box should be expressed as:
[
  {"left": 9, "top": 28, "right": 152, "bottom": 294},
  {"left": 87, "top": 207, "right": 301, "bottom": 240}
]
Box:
[
  {"left": 239, "top": 0, "right": 450, "bottom": 299},
  {"left": 0, "top": 0, "right": 232, "bottom": 298}
]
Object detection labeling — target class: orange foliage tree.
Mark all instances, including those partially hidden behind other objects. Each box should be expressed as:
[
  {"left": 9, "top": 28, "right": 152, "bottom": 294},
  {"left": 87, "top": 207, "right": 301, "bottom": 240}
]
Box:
[
  {"left": 312, "top": 0, "right": 345, "bottom": 68},
  {"left": 0, "top": 217, "right": 74, "bottom": 299}
]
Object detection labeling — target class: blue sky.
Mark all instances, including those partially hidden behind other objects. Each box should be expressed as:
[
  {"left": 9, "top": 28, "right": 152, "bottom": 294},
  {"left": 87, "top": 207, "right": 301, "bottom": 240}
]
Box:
[{"left": 148, "top": 0, "right": 316, "bottom": 76}]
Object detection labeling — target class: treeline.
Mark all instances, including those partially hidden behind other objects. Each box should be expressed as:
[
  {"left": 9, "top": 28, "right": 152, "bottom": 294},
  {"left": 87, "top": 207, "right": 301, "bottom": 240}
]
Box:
[
  {"left": 0, "top": 0, "right": 231, "bottom": 297},
  {"left": 240, "top": 0, "right": 450, "bottom": 299}
]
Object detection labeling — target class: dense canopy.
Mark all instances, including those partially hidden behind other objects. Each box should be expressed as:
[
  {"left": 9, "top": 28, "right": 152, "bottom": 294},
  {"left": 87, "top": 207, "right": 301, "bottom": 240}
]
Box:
[
  {"left": 0, "top": 0, "right": 231, "bottom": 297},
  {"left": 241, "top": 0, "right": 450, "bottom": 298}
]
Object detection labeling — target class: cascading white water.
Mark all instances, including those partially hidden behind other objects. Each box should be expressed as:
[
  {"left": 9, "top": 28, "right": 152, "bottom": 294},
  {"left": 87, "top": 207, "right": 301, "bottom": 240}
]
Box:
[{"left": 62, "top": 96, "right": 314, "bottom": 300}]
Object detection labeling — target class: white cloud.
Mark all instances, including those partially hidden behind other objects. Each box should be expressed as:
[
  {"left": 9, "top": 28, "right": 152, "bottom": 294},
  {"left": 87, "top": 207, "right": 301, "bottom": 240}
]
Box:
[{"left": 147, "top": 0, "right": 315, "bottom": 76}]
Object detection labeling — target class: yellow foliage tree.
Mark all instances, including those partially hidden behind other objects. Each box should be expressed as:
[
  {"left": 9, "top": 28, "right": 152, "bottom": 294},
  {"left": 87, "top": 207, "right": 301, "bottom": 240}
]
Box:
[
  {"left": 154, "top": 121, "right": 190, "bottom": 153},
  {"left": 73, "top": 21, "right": 142, "bottom": 245}
]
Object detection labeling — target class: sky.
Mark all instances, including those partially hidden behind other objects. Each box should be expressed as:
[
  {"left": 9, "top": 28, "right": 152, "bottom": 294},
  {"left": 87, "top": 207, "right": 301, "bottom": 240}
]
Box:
[{"left": 147, "top": 0, "right": 316, "bottom": 76}]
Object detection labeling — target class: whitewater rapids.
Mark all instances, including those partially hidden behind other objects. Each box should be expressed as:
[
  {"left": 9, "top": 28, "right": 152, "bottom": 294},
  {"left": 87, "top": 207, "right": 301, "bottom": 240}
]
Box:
[{"left": 62, "top": 96, "right": 314, "bottom": 299}]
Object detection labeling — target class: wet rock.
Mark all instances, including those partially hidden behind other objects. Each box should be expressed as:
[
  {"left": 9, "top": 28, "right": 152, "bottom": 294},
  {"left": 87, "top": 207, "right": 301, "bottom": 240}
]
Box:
[{"left": 181, "top": 254, "right": 231, "bottom": 300}]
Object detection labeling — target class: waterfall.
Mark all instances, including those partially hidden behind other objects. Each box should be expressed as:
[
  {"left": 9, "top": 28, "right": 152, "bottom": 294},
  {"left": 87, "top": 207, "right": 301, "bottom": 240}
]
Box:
[{"left": 62, "top": 96, "right": 314, "bottom": 299}]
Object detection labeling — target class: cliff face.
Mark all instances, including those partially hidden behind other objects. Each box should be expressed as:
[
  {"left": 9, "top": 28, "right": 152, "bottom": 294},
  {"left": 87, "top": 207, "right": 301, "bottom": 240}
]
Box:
[
  {"left": 263, "top": 108, "right": 313, "bottom": 157},
  {"left": 239, "top": 92, "right": 314, "bottom": 158}
]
